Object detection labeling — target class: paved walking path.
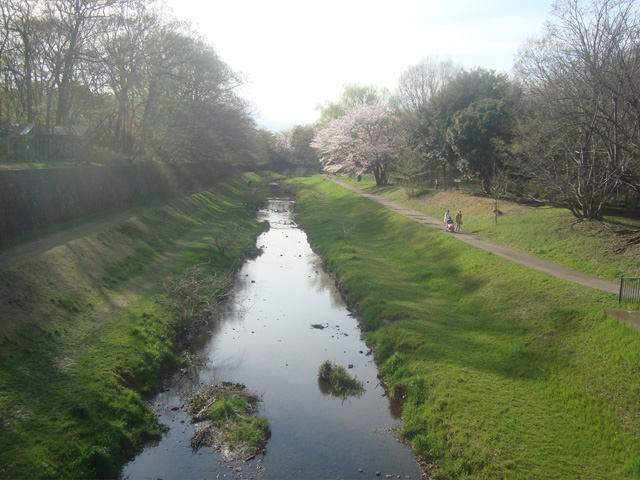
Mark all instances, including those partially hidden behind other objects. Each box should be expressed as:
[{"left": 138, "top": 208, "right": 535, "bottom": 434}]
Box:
[{"left": 331, "top": 178, "right": 619, "bottom": 295}]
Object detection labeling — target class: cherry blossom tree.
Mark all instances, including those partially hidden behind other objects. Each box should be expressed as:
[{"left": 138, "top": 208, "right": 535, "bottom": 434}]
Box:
[
  {"left": 311, "top": 102, "right": 400, "bottom": 186},
  {"left": 273, "top": 128, "right": 292, "bottom": 151}
]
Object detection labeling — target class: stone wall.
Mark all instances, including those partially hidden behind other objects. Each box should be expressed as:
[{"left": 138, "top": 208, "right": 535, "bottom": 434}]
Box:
[{"left": 0, "top": 162, "right": 228, "bottom": 244}]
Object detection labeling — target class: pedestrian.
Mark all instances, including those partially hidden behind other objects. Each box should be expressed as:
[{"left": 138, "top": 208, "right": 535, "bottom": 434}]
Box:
[
  {"left": 434, "top": 178, "right": 438, "bottom": 190},
  {"left": 455, "top": 210, "right": 462, "bottom": 232},
  {"left": 444, "top": 209, "right": 452, "bottom": 230}
]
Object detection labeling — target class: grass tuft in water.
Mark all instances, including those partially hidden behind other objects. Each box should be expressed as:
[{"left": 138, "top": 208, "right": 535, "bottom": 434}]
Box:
[
  {"left": 318, "top": 360, "right": 364, "bottom": 396},
  {"left": 189, "top": 382, "right": 270, "bottom": 460}
]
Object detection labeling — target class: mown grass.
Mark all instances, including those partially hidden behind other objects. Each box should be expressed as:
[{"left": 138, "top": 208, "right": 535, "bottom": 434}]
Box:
[
  {"left": 0, "top": 172, "right": 273, "bottom": 479},
  {"left": 293, "top": 175, "right": 640, "bottom": 479},
  {"left": 340, "top": 176, "right": 640, "bottom": 281}
]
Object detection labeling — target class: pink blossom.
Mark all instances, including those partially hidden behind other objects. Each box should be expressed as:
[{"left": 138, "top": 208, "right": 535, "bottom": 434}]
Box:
[{"left": 311, "top": 103, "right": 400, "bottom": 184}]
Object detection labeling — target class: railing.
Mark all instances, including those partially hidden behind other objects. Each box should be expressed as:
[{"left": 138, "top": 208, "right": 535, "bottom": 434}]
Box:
[
  {"left": 356, "top": 173, "right": 468, "bottom": 190},
  {"left": 619, "top": 276, "right": 640, "bottom": 304}
]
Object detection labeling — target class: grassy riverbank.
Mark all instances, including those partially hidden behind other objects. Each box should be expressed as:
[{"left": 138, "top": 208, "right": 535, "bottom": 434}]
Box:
[
  {"left": 0, "top": 173, "right": 272, "bottom": 479},
  {"left": 293, "top": 175, "right": 640, "bottom": 479}
]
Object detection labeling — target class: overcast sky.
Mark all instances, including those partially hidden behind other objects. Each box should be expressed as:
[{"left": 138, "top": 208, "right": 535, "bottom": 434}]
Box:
[{"left": 162, "top": 0, "right": 553, "bottom": 131}]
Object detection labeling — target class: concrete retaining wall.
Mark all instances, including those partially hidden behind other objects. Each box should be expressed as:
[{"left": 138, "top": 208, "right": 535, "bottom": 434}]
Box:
[
  {"left": 605, "top": 308, "right": 640, "bottom": 333},
  {"left": 0, "top": 163, "right": 227, "bottom": 244}
]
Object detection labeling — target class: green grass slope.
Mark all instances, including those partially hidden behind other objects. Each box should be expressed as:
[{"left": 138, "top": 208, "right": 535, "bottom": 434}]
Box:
[
  {"left": 0, "top": 172, "right": 271, "bottom": 479},
  {"left": 293, "top": 175, "right": 640, "bottom": 480}
]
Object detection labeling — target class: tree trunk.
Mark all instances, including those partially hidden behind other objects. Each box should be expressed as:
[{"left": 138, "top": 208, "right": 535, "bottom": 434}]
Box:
[
  {"left": 56, "top": 14, "right": 82, "bottom": 126},
  {"left": 632, "top": 192, "right": 640, "bottom": 215}
]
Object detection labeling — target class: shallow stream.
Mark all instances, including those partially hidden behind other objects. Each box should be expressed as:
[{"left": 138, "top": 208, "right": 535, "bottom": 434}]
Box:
[{"left": 121, "top": 199, "right": 421, "bottom": 479}]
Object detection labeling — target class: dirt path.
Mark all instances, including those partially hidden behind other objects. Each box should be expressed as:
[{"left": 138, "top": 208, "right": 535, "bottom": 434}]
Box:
[
  {"left": 0, "top": 203, "right": 160, "bottom": 269},
  {"left": 332, "top": 178, "right": 620, "bottom": 295}
]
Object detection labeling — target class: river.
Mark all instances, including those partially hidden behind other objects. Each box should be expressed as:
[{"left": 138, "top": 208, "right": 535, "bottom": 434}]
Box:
[{"left": 121, "top": 198, "right": 422, "bottom": 480}]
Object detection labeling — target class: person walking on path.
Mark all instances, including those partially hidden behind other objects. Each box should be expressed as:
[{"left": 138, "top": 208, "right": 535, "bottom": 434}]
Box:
[
  {"left": 455, "top": 210, "right": 462, "bottom": 232},
  {"left": 444, "top": 209, "right": 452, "bottom": 230}
]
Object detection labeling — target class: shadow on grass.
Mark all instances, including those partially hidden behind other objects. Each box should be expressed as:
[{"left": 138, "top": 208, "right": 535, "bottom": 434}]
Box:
[{"left": 297, "top": 178, "right": 565, "bottom": 385}]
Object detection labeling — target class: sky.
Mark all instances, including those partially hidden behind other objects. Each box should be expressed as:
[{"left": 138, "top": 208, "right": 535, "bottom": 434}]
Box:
[{"left": 162, "top": 0, "right": 554, "bottom": 131}]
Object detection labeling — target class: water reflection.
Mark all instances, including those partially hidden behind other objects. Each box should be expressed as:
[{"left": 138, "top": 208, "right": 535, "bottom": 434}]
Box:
[{"left": 121, "top": 199, "right": 421, "bottom": 480}]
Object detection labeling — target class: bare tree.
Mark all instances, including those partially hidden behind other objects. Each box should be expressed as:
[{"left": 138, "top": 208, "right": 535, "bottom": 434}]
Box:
[
  {"left": 488, "top": 155, "right": 510, "bottom": 224},
  {"left": 1, "top": 0, "right": 42, "bottom": 123},
  {"left": 515, "top": 0, "right": 640, "bottom": 219},
  {"left": 393, "top": 57, "right": 461, "bottom": 114},
  {"left": 46, "top": 0, "right": 136, "bottom": 125},
  {"left": 96, "top": 0, "right": 159, "bottom": 156},
  {"left": 0, "top": 1, "right": 17, "bottom": 122},
  {"left": 0, "top": 0, "right": 268, "bottom": 168}
]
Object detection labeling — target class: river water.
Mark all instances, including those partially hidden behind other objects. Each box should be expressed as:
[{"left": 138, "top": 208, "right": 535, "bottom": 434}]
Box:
[{"left": 121, "top": 199, "right": 421, "bottom": 480}]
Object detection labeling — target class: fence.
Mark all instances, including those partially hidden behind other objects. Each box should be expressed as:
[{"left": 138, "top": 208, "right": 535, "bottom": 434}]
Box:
[
  {"left": 355, "top": 173, "right": 467, "bottom": 190},
  {"left": 2, "top": 123, "right": 90, "bottom": 163},
  {"left": 619, "top": 276, "right": 640, "bottom": 304}
]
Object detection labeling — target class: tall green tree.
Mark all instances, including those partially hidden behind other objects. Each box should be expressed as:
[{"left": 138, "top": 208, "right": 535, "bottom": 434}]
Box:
[
  {"left": 315, "top": 83, "right": 388, "bottom": 126},
  {"left": 274, "top": 124, "right": 318, "bottom": 166},
  {"left": 290, "top": 125, "right": 318, "bottom": 166},
  {"left": 411, "top": 68, "right": 513, "bottom": 186},
  {"left": 447, "top": 93, "right": 519, "bottom": 192}
]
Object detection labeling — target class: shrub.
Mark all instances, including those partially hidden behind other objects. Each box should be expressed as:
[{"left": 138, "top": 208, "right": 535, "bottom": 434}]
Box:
[{"left": 162, "top": 264, "right": 232, "bottom": 331}]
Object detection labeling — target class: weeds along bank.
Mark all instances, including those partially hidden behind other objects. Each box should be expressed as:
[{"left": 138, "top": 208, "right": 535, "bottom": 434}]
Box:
[
  {"left": 293, "top": 175, "right": 640, "bottom": 479},
  {"left": 0, "top": 172, "right": 271, "bottom": 479}
]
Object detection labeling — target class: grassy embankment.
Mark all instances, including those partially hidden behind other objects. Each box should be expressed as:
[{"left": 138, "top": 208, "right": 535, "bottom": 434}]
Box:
[
  {"left": 293, "top": 175, "right": 640, "bottom": 479},
  {"left": 0, "top": 172, "right": 272, "bottom": 479},
  {"left": 342, "top": 176, "right": 640, "bottom": 281}
]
